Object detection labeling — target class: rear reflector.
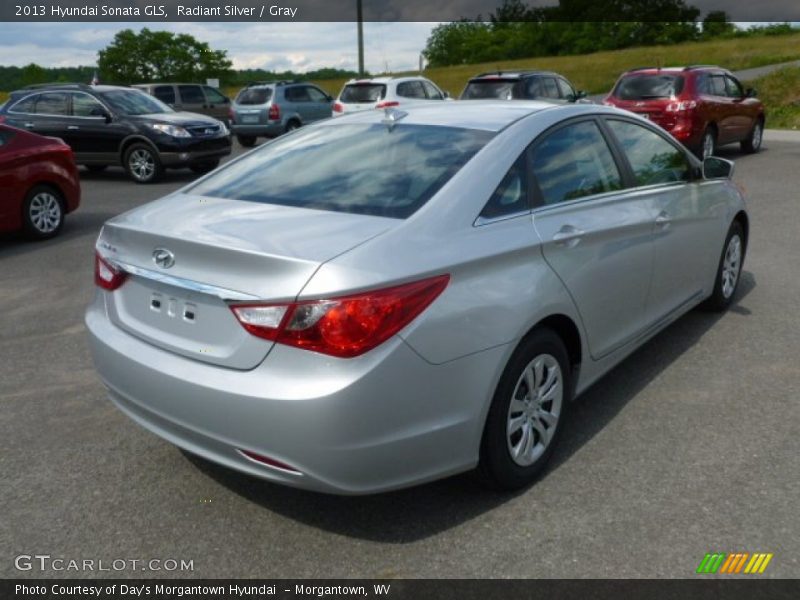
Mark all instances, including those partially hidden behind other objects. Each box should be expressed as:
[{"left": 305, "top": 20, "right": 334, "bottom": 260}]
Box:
[
  {"left": 333, "top": 102, "right": 344, "bottom": 113},
  {"left": 94, "top": 252, "right": 127, "bottom": 291},
  {"left": 238, "top": 449, "right": 301, "bottom": 475},
  {"left": 375, "top": 101, "right": 400, "bottom": 109},
  {"left": 231, "top": 274, "right": 450, "bottom": 358}
]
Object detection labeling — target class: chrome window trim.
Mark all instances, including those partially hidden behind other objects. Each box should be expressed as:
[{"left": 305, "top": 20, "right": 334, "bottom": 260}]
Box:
[
  {"left": 110, "top": 259, "right": 260, "bottom": 302},
  {"left": 473, "top": 209, "right": 532, "bottom": 227},
  {"left": 68, "top": 91, "right": 114, "bottom": 119}
]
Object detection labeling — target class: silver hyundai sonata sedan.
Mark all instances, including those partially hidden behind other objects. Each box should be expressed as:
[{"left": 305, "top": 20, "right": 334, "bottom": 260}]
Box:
[{"left": 86, "top": 101, "right": 748, "bottom": 494}]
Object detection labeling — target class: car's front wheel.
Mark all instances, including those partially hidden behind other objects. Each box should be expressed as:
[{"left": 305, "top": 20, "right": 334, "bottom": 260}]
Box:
[
  {"left": 478, "top": 328, "right": 571, "bottom": 490},
  {"left": 703, "top": 221, "right": 745, "bottom": 311},
  {"left": 237, "top": 135, "right": 257, "bottom": 147},
  {"left": 22, "top": 185, "right": 64, "bottom": 240},
  {"left": 124, "top": 143, "right": 163, "bottom": 184}
]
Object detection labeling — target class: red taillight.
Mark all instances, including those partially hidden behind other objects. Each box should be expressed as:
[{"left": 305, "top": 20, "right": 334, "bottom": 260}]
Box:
[
  {"left": 268, "top": 103, "right": 280, "bottom": 120},
  {"left": 333, "top": 102, "right": 344, "bottom": 113},
  {"left": 375, "top": 101, "right": 400, "bottom": 109},
  {"left": 231, "top": 275, "right": 449, "bottom": 358},
  {"left": 665, "top": 100, "right": 697, "bottom": 112},
  {"left": 94, "top": 252, "right": 127, "bottom": 291},
  {"left": 228, "top": 107, "right": 235, "bottom": 123}
]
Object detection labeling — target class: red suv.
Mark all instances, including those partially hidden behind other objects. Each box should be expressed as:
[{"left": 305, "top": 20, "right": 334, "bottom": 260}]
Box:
[{"left": 604, "top": 66, "right": 765, "bottom": 159}]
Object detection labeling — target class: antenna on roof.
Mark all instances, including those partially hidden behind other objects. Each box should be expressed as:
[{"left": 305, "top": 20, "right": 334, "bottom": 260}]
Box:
[{"left": 381, "top": 107, "right": 407, "bottom": 131}]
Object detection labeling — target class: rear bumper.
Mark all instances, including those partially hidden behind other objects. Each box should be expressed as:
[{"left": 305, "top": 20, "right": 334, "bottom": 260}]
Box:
[
  {"left": 230, "top": 123, "right": 284, "bottom": 137},
  {"left": 85, "top": 292, "right": 504, "bottom": 494}
]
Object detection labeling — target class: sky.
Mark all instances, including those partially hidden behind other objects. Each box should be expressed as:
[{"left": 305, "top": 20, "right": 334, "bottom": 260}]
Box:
[{"left": 0, "top": 22, "right": 438, "bottom": 73}]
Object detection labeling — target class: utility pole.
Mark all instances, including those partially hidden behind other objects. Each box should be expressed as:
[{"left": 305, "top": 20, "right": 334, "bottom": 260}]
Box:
[{"left": 357, "top": 0, "right": 364, "bottom": 76}]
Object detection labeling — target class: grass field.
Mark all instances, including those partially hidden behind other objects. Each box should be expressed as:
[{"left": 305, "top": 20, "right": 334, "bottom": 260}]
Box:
[{"left": 749, "top": 66, "right": 800, "bottom": 129}]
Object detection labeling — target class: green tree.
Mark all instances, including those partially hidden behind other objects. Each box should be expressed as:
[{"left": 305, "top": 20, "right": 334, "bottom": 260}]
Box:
[
  {"left": 702, "top": 11, "right": 735, "bottom": 39},
  {"left": 20, "top": 63, "right": 48, "bottom": 87},
  {"left": 97, "top": 28, "right": 232, "bottom": 84}
]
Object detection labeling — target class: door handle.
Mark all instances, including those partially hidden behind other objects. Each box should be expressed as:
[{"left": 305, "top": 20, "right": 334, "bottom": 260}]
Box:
[
  {"left": 66, "top": 125, "right": 80, "bottom": 131},
  {"left": 655, "top": 211, "right": 671, "bottom": 230},
  {"left": 553, "top": 225, "right": 585, "bottom": 248},
  {"left": 23, "top": 122, "right": 35, "bottom": 129}
]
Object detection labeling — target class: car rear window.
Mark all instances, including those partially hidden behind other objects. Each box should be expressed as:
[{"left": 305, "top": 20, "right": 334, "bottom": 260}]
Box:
[
  {"left": 461, "top": 79, "right": 518, "bottom": 100},
  {"left": 613, "top": 74, "right": 685, "bottom": 100},
  {"left": 340, "top": 84, "right": 386, "bottom": 103},
  {"left": 189, "top": 124, "right": 494, "bottom": 219},
  {"left": 236, "top": 88, "right": 272, "bottom": 105}
]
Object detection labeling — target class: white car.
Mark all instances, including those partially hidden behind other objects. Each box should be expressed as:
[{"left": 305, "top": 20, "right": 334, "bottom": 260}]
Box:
[{"left": 333, "top": 76, "right": 448, "bottom": 116}]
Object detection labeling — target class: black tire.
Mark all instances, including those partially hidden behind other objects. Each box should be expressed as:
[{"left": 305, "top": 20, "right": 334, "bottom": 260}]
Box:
[
  {"left": 741, "top": 118, "right": 764, "bottom": 154},
  {"left": 696, "top": 126, "right": 717, "bottom": 160},
  {"left": 190, "top": 160, "right": 220, "bottom": 174},
  {"left": 477, "top": 328, "right": 572, "bottom": 491},
  {"left": 702, "top": 221, "right": 745, "bottom": 312},
  {"left": 85, "top": 165, "right": 108, "bottom": 173},
  {"left": 22, "top": 184, "right": 64, "bottom": 240},
  {"left": 123, "top": 143, "right": 163, "bottom": 184},
  {"left": 285, "top": 119, "right": 300, "bottom": 133},
  {"left": 237, "top": 135, "right": 257, "bottom": 147}
]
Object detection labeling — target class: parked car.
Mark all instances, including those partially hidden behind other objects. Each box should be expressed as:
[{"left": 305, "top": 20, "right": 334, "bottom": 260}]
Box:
[
  {"left": 603, "top": 65, "right": 765, "bottom": 159},
  {"left": 229, "top": 80, "right": 333, "bottom": 147},
  {"left": 0, "top": 84, "right": 232, "bottom": 183},
  {"left": 0, "top": 124, "right": 80, "bottom": 239},
  {"left": 86, "top": 101, "right": 748, "bottom": 495},
  {"left": 333, "top": 76, "right": 448, "bottom": 116},
  {"left": 132, "top": 83, "right": 232, "bottom": 124},
  {"left": 460, "top": 71, "right": 587, "bottom": 103}
]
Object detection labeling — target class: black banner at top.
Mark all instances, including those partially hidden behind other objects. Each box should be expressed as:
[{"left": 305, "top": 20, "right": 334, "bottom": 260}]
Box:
[{"left": 2, "top": 0, "right": 800, "bottom": 22}]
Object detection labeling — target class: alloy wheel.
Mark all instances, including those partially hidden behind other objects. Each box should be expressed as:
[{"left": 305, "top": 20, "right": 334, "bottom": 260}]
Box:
[
  {"left": 702, "top": 132, "right": 715, "bottom": 160},
  {"left": 129, "top": 148, "right": 156, "bottom": 181},
  {"left": 721, "top": 234, "right": 742, "bottom": 299},
  {"left": 28, "top": 191, "right": 62, "bottom": 234},
  {"left": 506, "top": 354, "right": 563, "bottom": 467},
  {"left": 751, "top": 123, "right": 763, "bottom": 150}
]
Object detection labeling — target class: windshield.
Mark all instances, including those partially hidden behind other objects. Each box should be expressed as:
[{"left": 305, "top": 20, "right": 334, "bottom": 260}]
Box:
[
  {"left": 236, "top": 87, "right": 272, "bottom": 105},
  {"left": 613, "top": 74, "right": 685, "bottom": 100},
  {"left": 340, "top": 84, "right": 386, "bottom": 103},
  {"left": 461, "top": 80, "right": 518, "bottom": 100},
  {"left": 189, "top": 123, "right": 494, "bottom": 219},
  {"left": 99, "top": 90, "right": 172, "bottom": 115}
]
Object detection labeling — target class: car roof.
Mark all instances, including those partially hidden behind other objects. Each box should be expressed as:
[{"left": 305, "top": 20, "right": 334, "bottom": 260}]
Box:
[
  {"left": 344, "top": 76, "right": 427, "bottom": 85},
  {"left": 469, "top": 71, "right": 562, "bottom": 80},
  {"left": 622, "top": 65, "right": 727, "bottom": 75},
  {"left": 316, "top": 100, "right": 568, "bottom": 132}
]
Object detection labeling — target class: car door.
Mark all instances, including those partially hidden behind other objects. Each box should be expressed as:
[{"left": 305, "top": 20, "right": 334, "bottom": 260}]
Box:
[
  {"left": 202, "top": 86, "right": 231, "bottom": 122},
  {"left": 284, "top": 86, "right": 312, "bottom": 121},
  {"left": 177, "top": 85, "right": 207, "bottom": 115},
  {"left": 724, "top": 75, "right": 756, "bottom": 141},
  {"left": 708, "top": 73, "right": 736, "bottom": 144},
  {"left": 67, "top": 91, "right": 127, "bottom": 164},
  {"left": 305, "top": 85, "right": 333, "bottom": 121},
  {"left": 531, "top": 118, "right": 658, "bottom": 359},
  {"left": 603, "top": 117, "right": 719, "bottom": 323},
  {"left": 11, "top": 92, "right": 71, "bottom": 141}
]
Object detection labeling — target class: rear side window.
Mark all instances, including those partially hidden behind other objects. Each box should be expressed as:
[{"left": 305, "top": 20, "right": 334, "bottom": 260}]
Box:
[
  {"left": 479, "top": 157, "right": 529, "bottom": 220},
  {"left": 340, "top": 84, "right": 386, "bottom": 103},
  {"left": 284, "top": 86, "right": 311, "bottom": 102},
  {"left": 461, "top": 79, "right": 517, "bottom": 100},
  {"left": 190, "top": 124, "right": 494, "bottom": 219},
  {"left": 34, "top": 92, "right": 68, "bottom": 116},
  {"left": 396, "top": 81, "right": 426, "bottom": 99},
  {"left": 613, "top": 74, "right": 685, "bottom": 100},
  {"left": 422, "top": 81, "right": 444, "bottom": 100},
  {"left": 236, "top": 88, "right": 272, "bottom": 105},
  {"left": 606, "top": 119, "right": 691, "bottom": 186},
  {"left": 154, "top": 86, "right": 176, "bottom": 104},
  {"left": 178, "top": 85, "right": 205, "bottom": 104},
  {"left": 71, "top": 93, "right": 106, "bottom": 117},
  {"left": 531, "top": 120, "right": 622, "bottom": 206}
]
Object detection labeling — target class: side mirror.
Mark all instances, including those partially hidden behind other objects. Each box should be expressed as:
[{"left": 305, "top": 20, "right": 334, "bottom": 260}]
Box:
[
  {"left": 703, "top": 156, "right": 735, "bottom": 180},
  {"left": 90, "top": 107, "right": 112, "bottom": 123},
  {"left": 745, "top": 88, "right": 757, "bottom": 98},
  {"left": 326, "top": 94, "right": 333, "bottom": 103}
]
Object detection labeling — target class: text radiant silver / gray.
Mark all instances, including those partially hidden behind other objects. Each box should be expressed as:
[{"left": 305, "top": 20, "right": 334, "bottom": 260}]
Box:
[{"left": 86, "top": 101, "right": 748, "bottom": 494}]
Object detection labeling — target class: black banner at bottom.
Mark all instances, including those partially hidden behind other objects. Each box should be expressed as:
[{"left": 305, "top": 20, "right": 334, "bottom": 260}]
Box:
[{"left": 3, "top": 579, "right": 799, "bottom": 600}]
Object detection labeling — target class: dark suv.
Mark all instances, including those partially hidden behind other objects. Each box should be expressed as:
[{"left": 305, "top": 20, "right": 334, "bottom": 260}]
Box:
[
  {"left": 603, "top": 66, "right": 765, "bottom": 159},
  {"left": 460, "top": 71, "right": 587, "bottom": 103},
  {"left": 0, "top": 83, "right": 232, "bottom": 183}
]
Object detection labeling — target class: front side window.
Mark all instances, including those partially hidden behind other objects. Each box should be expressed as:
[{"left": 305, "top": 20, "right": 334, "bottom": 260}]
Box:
[
  {"left": 541, "top": 78, "right": 560, "bottom": 99},
  {"left": 190, "top": 124, "right": 494, "bottom": 219},
  {"left": 557, "top": 78, "right": 576, "bottom": 99},
  {"left": 531, "top": 120, "right": 623, "bottom": 206},
  {"left": 71, "top": 93, "right": 106, "bottom": 117},
  {"left": 178, "top": 85, "right": 205, "bottom": 104},
  {"left": 154, "top": 86, "right": 176, "bottom": 104},
  {"left": 204, "top": 86, "right": 228, "bottom": 103},
  {"left": 306, "top": 87, "right": 329, "bottom": 103},
  {"left": 607, "top": 119, "right": 691, "bottom": 186},
  {"left": 34, "top": 92, "right": 68, "bottom": 116},
  {"left": 479, "top": 156, "right": 529, "bottom": 220},
  {"left": 422, "top": 81, "right": 444, "bottom": 100},
  {"left": 725, "top": 76, "right": 744, "bottom": 98}
]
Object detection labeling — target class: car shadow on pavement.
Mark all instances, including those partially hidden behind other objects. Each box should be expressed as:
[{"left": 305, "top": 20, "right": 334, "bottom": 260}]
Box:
[
  {"left": 79, "top": 166, "right": 202, "bottom": 184},
  {"left": 0, "top": 211, "right": 112, "bottom": 258},
  {"left": 184, "top": 271, "right": 756, "bottom": 544}
]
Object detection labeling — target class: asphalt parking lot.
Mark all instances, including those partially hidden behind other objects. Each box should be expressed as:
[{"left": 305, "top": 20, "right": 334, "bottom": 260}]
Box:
[{"left": 1, "top": 137, "right": 799, "bottom": 579}]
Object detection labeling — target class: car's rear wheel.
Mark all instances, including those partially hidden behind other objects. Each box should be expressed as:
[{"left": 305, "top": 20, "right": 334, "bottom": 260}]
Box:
[
  {"left": 190, "top": 160, "right": 220, "bottom": 174},
  {"left": 478, "top": 328, "right": 571, "bottom": 490},
  {"left": 741, "top": 119, "right": 764, "bottom": 154},
  {"left": 22, "top": 185, "right": 64, "bottom": 240},
  {"left": 703, "top": 221, "right": 745, "bottom": 312},
  {"left": 698, "top": 127, "right": 717, "bottom": 160},
  {"left": 124, "top": 143, "right": 163, "bottom": 184},
  {"left": 85, "top": 165, "right": 107, "bottom": 173},
  {"left": 285, "top": 120, "right": 300, "bottom": 133},
  {"left": 237, "top": 135, "right": 257, "bottom": 147}
]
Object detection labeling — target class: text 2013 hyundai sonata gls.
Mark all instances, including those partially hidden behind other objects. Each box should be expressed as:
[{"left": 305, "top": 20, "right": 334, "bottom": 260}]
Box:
[{"left": 86, "top": 101, "right": 748, "bottom": 494}]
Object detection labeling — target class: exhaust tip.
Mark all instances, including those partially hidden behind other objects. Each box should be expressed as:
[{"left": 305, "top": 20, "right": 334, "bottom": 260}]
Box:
[{"left": 237, "top": 448, "right": 302, "bottom": 476}]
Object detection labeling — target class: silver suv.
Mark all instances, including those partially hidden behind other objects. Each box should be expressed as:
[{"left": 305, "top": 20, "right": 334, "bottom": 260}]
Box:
[{"left": 230, "top": 80, "right": 333, "bottom": 147}]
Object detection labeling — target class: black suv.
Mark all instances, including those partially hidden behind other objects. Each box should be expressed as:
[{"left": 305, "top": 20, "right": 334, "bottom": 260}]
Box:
[
  {"left": 0, "top": 83, "right": 232, "bottom": 183},
  {"left": 460, "top": 71, "right": 588, "bottom": 103}
]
